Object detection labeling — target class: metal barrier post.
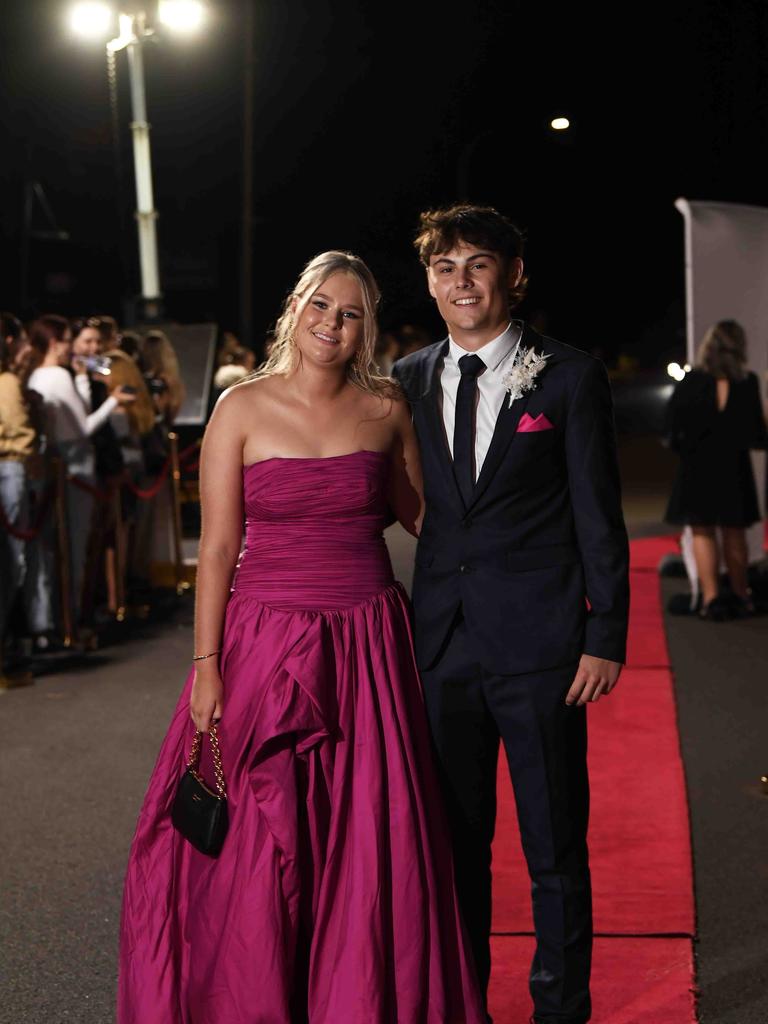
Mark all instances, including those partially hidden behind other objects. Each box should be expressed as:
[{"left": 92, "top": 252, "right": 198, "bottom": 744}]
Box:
[
  {"left": 112, "top": 483, "right": 128, "bottom": 621},
  {"left": 167, "top": 432, "right": 189, "bottom": 595},
  {"left": 53, "top": 458, "right": 75, "bottom": 648}
]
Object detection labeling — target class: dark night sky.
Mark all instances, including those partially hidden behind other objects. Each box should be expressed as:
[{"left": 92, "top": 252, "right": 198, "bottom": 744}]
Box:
[{"left": 2, "top": 0, "right": 768, "bottom": 365}]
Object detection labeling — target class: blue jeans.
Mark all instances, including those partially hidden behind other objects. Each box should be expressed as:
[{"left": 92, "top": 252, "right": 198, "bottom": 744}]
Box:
[
  {"left": 23, "top": 475, "right": 55, "bottom": 634},
  {"left": 21, "top": 468, "right": 94, "bottom": 636},
  {"left": 0, "top": 461, "right": 28, "bottom": 641}
]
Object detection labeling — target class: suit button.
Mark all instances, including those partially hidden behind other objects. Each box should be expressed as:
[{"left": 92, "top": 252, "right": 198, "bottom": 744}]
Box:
[
  {"left": 461, "top": 518, "right": 473, "bottom": 529},
  {"left": 459, "top": 564, "right": 469, "bottom": 574}
]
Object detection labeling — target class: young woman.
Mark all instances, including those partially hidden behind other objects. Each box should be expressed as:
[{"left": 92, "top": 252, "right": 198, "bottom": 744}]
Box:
[
  {"left": 1, "top": 314, "right": 53, "bottom": 645},
  {"left": 0, "top": 318, "right": 36, "bottom": 677},
  {"left": 665, "top": 320, "right": 768, "bottom": 619},
  {"left": 118, "top": 252, "right": 484, "bottom": 1023}
]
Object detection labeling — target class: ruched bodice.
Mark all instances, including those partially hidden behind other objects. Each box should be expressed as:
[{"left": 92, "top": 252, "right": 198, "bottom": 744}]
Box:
[{"left": 232, "top": 450, "right": 394, "bottom": 608}]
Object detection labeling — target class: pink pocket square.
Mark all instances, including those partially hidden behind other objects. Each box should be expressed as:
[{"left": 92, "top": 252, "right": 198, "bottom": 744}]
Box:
[{"left": 517, "top": 412, "right": 555, "bottom": 433}]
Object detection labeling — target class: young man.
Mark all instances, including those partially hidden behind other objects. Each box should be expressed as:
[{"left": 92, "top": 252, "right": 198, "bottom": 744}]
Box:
[{"left": 392, "top": 204, "right": 630, "bottom": 1024}]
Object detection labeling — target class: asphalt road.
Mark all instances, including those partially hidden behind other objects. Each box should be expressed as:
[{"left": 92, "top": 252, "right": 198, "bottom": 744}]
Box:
[{"left": 0, "top": 608, "right": 194, "bottom": 1024}]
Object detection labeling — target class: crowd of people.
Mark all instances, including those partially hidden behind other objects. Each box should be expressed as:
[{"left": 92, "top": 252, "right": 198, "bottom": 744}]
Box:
[{"left": 0, "top": 311, "right": 187, "bottom": 684}]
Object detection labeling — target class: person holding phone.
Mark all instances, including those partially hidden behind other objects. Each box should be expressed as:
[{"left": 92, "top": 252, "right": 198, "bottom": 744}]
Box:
[{"left": 27, "top": 316, "right": 135, "bottom": 628}]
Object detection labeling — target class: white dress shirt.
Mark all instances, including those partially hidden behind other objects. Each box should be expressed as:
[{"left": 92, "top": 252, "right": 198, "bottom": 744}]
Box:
[
  {"left": 440, "top": 322, "right": 523, "bottom": 480},
  {"left": 74, "top": 372, "right": 93, "bottom": 412}
]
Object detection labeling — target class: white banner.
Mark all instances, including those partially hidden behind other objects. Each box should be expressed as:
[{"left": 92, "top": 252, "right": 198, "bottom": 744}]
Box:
[{"left": 675, "top": 198, "right": 767, "bottom": 567}]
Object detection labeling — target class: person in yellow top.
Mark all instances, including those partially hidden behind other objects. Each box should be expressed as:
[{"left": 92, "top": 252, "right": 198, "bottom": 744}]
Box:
[{"left": 0, "top": 313, "right": 37, "bottom": 684}]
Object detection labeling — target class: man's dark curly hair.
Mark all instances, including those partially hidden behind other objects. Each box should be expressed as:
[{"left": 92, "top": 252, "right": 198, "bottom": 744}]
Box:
[{"left": 414, "top": 203, "right": 528, "bottom": 308}]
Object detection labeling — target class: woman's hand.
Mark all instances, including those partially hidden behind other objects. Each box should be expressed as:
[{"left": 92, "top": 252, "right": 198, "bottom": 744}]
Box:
[
  {"left": 190, "top": 663, "right": 224, "bottom": 732},
  {"left": 113, "top": 385, "right": 137, "bottom": 407}
]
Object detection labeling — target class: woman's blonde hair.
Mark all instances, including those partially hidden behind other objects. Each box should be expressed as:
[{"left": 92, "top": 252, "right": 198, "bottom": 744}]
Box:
[
  {"left": 696, "top": 320, "right": 748, "bottom": 381},
  {"left": 103, "top": 349, "right": 156, "bottom": 436},
  {"left": 142, "top": 330, "right": 186, "bottom": 419},
  {"left": 247, "top": 250, "right": 395, "bottom": 395}
]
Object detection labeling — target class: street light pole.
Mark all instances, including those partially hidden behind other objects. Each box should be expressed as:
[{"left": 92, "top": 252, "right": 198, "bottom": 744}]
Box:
[
  {"left": 240, "top": 0, "right": 255, "bottom": 347},
  {"left": 70, "top": 1, "right": 206, "bottom": 318},
  {"left": 109, "top": 12, "right": 161, "bottom": 316}
]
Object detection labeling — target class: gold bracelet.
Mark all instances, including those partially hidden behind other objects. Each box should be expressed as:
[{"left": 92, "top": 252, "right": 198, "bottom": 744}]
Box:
[{"left": 192, "top": 649, "right": 221, "bottom": 662}]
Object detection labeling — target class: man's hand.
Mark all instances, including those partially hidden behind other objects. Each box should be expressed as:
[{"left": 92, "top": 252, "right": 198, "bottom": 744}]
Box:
[{"left": 566, "top": 654, "right": 623, "bottom": 706}]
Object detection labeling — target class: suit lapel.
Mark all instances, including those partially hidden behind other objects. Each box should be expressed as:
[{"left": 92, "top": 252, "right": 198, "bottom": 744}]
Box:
[
  {"left": 420, "top": 340, "right": 465, "bottom": 512},
  {"left": 468, "top": 324, "right": 545, "bottom": 511},
  {"left": 470, "top": 391, "right": 532, "bottom": 510}
]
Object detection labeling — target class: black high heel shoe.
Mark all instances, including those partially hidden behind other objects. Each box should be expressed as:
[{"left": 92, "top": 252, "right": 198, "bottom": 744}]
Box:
[
  {"left": 698, "top": 596, "right": 732, "bottom": 622},
  {"left": 729, "top": 594, "right": 756, "bottom": 618}
]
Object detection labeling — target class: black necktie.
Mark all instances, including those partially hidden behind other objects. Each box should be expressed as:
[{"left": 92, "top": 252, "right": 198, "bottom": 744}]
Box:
[{"left": 454, "top": 353, "right": 485, "bottom": 506}]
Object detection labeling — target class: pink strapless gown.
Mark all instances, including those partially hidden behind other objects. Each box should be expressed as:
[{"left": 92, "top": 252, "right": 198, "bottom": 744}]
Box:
[{"left": 118, "top": 451, "right": 485, "bottom": 1024}]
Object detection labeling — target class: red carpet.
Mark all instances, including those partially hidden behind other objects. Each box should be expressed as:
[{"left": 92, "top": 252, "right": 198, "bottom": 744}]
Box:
[
  {"left": 628, "top": 535, "right": 681, "bottom": 573},
  {"left": 488, "top": 535, "right": 697, "bottom": 1023},
  {"left": 490, "top": 937, "right": 695, "bottom": 1023}
]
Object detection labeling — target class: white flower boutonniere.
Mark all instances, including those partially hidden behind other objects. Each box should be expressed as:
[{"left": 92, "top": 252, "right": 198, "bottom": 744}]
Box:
[{"left": 502, "top": 346, "right": 550, "bottom": 407}]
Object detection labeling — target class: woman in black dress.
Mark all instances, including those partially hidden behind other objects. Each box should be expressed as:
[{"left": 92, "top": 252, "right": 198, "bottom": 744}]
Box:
[{"left": 665, "top": 320, "right": 767, "bottom": 619}]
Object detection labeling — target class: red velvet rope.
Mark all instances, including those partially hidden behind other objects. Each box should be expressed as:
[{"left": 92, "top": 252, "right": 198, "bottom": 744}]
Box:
[
  {"left": 178, "top": 440, "right": 200, "bottom": 464},
  {"left": 123, "top": 460, "right": 171, "bottom": 500},
  {"left": 0, "top": 435, "right": 201, "bottom": 534},
  {"left": 0, "top": 483, "right": 56, "bottom": 541},
  {"left": 68, "top": 475, "right": 112, "bottom": 502}
]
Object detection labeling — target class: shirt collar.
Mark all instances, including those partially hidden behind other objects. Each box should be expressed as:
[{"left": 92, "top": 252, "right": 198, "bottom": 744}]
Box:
[{"left": 447, "top": 321, "right": 522, "bottom": 373}]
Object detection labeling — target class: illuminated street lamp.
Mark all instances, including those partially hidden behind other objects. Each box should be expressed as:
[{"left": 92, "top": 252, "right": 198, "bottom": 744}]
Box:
[
  {"left": 69, "top": 2, "right": 114, "bottom": 37},
  {"left": 68, "top": 2, "right": 206, "bottom": 316},
  {"left": 158, "top": 0, "right": 205, "bottom": 32},
  {"left": 550, "top": 116, "right": 570, "bottom": 131}
]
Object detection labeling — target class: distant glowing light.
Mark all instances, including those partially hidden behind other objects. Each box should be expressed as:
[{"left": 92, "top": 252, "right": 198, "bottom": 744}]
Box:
[
  {"left": 69, "top": 1, "right": 113, "bottom": 38},
  {"left": 667, "top": 362, "right": 686, "bottom": 382},
  {"left": 158, "top": 0, "right": 205, "bottom": 32},
  {"left": 551, "top": 117, "right": 570, "bottom": 131}
]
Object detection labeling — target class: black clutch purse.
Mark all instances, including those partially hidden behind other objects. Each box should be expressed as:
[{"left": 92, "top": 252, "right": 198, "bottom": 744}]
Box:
[{"left": 171, "top": 724, "right": 229, "bottom": 856}]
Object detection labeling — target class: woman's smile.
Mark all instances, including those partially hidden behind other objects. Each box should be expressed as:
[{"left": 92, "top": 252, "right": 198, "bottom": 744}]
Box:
[{"left": 311, "top": 330, "right": 340, "bottom": 346}]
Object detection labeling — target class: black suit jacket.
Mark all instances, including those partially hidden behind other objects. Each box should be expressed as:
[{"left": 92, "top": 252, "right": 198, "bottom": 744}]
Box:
[{"left": 393, "top": 323, "right": 630, "bottom": 675}]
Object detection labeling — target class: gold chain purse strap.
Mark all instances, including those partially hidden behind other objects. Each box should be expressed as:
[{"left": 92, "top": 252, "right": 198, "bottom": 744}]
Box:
[{"left": 187, "top": 724, "right": 227, "bottom": 801}]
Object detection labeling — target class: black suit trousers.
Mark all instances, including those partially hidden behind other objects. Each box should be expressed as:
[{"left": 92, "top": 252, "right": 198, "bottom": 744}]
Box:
[{"left": 421, "top": 614, "right": 592, "bottom": 1023}]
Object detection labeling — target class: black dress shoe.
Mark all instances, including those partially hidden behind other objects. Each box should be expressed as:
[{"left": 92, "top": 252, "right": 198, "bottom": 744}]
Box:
[{"left": 698, "top": 595, "right": 732, "bottom": 621}]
